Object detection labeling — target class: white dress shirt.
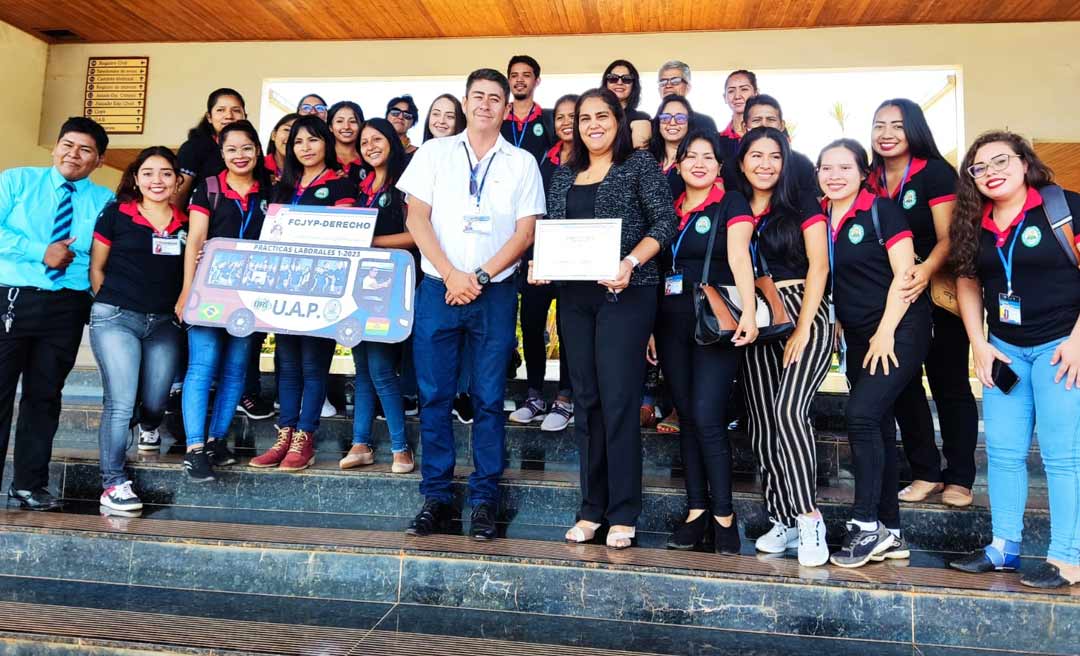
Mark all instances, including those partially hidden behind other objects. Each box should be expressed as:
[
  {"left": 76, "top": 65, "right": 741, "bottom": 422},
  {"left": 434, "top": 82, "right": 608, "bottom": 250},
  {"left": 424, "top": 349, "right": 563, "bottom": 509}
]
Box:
[{"left": 397, "top": 130, "right": 545, "bottom": 283}]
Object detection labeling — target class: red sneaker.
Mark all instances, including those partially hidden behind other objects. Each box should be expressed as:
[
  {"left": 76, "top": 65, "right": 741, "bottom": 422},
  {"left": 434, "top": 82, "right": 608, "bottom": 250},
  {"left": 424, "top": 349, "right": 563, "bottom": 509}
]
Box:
[
  {"left": 278, "top": 429, "right": 315, "bottom": 471},
  {"left": 249, "top": 425, "right": 293, "bottom": 468}
]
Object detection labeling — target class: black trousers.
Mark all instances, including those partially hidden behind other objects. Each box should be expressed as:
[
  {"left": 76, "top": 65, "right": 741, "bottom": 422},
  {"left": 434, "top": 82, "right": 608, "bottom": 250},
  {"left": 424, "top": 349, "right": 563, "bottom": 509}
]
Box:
[
  {"left": 0, "top": 288, "right": 91, "bottom": 490},
  {"left": 656, "top": 309, "right": 741, "bottom": 517},
  {"left": 844, "top": 317, "right": 931, "bottom": 527},
  {"left": 519, "top": 284, "right": 571, "bottom": 396},
  {"left": 560, "top": 283, "right": 655, "bottom": 526},
  {"left": 893, "top": 306, "right": 979, "bottom": 487}
]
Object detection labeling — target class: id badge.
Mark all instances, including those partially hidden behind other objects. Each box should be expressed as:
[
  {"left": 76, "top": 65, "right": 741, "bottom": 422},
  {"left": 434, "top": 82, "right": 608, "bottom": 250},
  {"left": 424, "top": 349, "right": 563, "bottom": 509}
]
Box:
[
  {"left": 998, "top": 293, "right": 1022, "bottom": 325},
  {"left": 827, "top": 303, "right": 836, "bottom": 324},
  {"left": 664, "top": 272, "right": 684, "bottom": 296},
  {"left": 463, "top": 213, "right": 492, "bottom": 234},
  {"left": 152, "top": 236, "right": 181, "bottom": 256}
]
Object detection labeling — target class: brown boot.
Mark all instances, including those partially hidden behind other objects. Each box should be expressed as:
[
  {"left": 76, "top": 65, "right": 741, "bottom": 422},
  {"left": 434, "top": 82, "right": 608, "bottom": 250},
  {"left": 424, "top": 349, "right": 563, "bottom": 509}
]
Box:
[
  {"left": 279, "top": 429, "right": 315, "bottom": 472},
  {"left": 340, "top": 444, "right": 375, "bottom": 470},
  {"left": 249, "top": 426, "right": 293, "bottom": 468}
]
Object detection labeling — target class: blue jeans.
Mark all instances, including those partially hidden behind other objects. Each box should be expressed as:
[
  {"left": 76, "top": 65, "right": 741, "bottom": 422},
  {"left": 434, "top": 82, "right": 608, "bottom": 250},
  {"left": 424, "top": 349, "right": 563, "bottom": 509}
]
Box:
[
  {"left": 276, "top": 334, "right": 335, "bottom": 432},
  {"left": 352, "top": 341, "right": 407, "bottom": 452},
  {"left": 413, "top": 278, "right": 516, "bottom": 506},
  {"left": 88, "top": 302, "right": 181, "bottom": 488},
  {"left": 182, "top": 325, "right": 253, "bottom": 448},
  {"left": 984, "top": 335, "right": 1080, "bottom": 565}
]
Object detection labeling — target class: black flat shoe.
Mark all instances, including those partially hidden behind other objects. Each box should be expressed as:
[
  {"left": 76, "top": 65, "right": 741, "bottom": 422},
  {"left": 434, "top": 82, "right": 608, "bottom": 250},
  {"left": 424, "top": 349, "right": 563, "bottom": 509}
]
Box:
[
  {"left": 406, "top": 499, "right": 451, "bottom": 537},
  {"left": 469, "top": 502, "right": 498, "bottom": 541},
  {"left": 950, "top": 549, "right": 1019, "bottom": 573},
  {"left": 714, "top": 513, "right": 741, "bottom": 555},
  {"left": 8, "top": 486, "right": 61, "bottom": 511},
  {"left": 1021, "top": 562, "right": 1076, "bottom": 589},
  {"left": 666, "top": 512, "right": 710, "bottom": 550}
]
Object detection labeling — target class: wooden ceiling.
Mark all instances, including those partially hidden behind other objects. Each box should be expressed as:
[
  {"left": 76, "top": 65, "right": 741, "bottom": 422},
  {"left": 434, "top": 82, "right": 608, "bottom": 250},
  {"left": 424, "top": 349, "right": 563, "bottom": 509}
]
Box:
[{"left": 4, "top": 0, "right": 1080, "bottom": 43}]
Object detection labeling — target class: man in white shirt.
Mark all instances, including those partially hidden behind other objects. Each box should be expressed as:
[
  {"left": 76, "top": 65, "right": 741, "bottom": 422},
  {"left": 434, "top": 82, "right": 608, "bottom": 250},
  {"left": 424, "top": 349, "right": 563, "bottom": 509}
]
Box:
[{"left": 398, "top": 68, "right": 545, "bottom": 541}]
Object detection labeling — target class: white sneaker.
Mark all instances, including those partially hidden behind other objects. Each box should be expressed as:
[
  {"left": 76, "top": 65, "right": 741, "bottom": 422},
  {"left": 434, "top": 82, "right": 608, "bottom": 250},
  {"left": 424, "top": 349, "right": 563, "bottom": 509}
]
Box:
[
  {"left": 755, "top": 520, "right": 799, "bottom": 554},
  {"left": 137, "top": 428, "right": 161, "bottom": 452},
  {"left": 100, "top": 481, "right": 143, "bottom": 512},
  {"left": 320, "top": 398, "right": 338, "bottom": 418},
  {"left": 540, "top": 400, "right": 574, "bottom": 432},
  {"left": 796, "top": 514, "right": 830, "bottom": 567},
  {"left": 509, "top": 396, "right": 547, "bottom": 424}
]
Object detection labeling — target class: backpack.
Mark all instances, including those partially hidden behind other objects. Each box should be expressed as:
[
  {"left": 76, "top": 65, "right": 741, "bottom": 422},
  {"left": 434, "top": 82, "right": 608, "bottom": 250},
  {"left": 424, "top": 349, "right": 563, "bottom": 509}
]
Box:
[{"left": 1040, "top": 184, "right": 1080, "bottom": 269}]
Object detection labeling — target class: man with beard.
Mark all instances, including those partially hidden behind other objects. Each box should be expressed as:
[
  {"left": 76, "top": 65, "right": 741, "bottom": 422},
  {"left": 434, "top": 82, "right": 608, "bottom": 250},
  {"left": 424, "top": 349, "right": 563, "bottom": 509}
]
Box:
[{"left": 500, "top": 55, "right": 555, "bottom": 164}]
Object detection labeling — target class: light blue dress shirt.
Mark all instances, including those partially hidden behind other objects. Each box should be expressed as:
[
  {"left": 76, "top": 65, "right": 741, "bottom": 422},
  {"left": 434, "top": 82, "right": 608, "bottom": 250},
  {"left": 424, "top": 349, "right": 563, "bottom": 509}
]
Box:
[{"left": 0, "top": 166, "right": 114, "bottom": 291}]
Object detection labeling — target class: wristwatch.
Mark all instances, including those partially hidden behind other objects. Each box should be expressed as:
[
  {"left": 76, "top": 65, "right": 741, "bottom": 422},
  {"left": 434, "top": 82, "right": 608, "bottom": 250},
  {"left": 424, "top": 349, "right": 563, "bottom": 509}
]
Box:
[{"left": 474, "top": 267, "right": 491, "bottom": 286}]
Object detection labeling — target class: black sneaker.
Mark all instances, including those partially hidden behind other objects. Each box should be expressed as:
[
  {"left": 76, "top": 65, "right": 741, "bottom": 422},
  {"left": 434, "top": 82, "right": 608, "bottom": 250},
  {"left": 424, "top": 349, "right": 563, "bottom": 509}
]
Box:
[
  {"left": 406, "top": 498, "right": 452, "bottom": 536},
  {"left": 100, "top": 481, "right": 143, "bottom": 512},
  {"left": 7, "top": 486, "right": 61, "bottom": 511},
  {"left": 184, "top": 448, "right": 216, "bottom": 483},
  {"left": 403, "top": 396, "right": 419, "bottom": 417},
  {"left": 871, "top": 534, "right": 911, "bottom": 561},
  {"left": 470, "top": 502, "right": 498, "bottom": 541},
  {"left": 136, "top": 427, "right": 161, "bottom": 452},
  {"left": 237, "top": 394, "right": 275, "bottom": 420},
  {"left": 206, "top": 439, "right": 237, "bottom": 467},
  {"left": 830, "top": 522, "right": 895, "bottom": 569},
  {"left": 1020, "top": 562, "right": 1075, "bottom": 589},
  {"left": 452, "top": 394, "right": 474, "bottom": 425}
]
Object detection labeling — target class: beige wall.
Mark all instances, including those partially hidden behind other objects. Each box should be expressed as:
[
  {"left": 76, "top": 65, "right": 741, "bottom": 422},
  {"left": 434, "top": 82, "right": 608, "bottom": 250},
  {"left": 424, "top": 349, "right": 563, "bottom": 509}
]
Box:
[
  {"left": 0, "top": 21, "right": 50, "bottom": 170},
  {"left": 29, "top": 21, "right": 1080, "bottom": 159}
]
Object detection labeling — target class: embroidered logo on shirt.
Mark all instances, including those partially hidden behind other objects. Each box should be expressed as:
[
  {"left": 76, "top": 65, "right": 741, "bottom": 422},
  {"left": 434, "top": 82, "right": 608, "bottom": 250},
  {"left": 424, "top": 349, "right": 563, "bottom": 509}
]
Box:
[
  {"left": 1021, "top": 225, "right": 1042, "bottom": 247},
  {"left": 902, "top": 189, "right": 917, "bottom": 210},
  {"left": 260, "top": 200, "right": 269, "bottom": 213},
  {"left": 694, "top": 216, "right": 711, "bottom": 234},
  {"left": 848, "top": 224, "right": 865, "bottom": 244},
  {"left": 533, "top": 123, "right": 544, "bottom": 137},
  {"left": 314, "top": 187, "right": 330, "bottom": 200},
  {"left": 378, "top": 193, "right": 389, "bottom": 208}
]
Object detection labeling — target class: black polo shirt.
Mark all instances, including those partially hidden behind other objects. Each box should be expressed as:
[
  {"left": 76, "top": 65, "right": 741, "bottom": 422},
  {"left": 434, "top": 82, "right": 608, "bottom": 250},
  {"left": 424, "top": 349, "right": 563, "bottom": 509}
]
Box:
[
  {"left": 275, "top": 169, "right": 357, "bottom": 207},
  {"left": 977, "top": 186, "right": 1080, "bottom": 346},
  {"left": 189, "top": 171, "right": 269, "bottom": 240},
  {"left": 501, "top": 104, "right": 555, "bottom": 164},
  {"left": 754, "top": 195, "right": 827, "bottom": 282},
  {"left": 340, "top": 157, "right": 368, "bottom": 187},
  {"left": 177, "top": 133, "right": 225, "bottom": 182},
  {"left": 660, "top": 184, "right": 754, "bottom": 314},
  {"left": 358, "top": 171, "right": 405, "bottom": 237},
  {"left": 827, "top": 189, "right": 929, "bottom": 334},
  {"left": 870, "top": 157, "right": 957, "bottom": 261},
  {"left": 93, "top": 201, "right": 187, "bottom": 315},
  {"left": 661, "top": 162, "right": 686, "bottom": 203},
  {"left": 693, "top": 112, "right": 719, "bottom": 135}
]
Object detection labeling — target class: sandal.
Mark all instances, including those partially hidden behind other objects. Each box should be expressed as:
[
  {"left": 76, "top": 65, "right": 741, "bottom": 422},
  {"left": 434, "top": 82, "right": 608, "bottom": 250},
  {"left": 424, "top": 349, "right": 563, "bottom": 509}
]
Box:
[
  {"left": 639, "top": 404, "right": 657, "bottom": 429},
  {"left": 606, "top": 525, "right": 636, "bottom": 550},
  {"left": 657, "top": 410, "right": 680, "bottom": 434},
  {"left": 565, "top": 520, "right": 602, "bottom": 543}
]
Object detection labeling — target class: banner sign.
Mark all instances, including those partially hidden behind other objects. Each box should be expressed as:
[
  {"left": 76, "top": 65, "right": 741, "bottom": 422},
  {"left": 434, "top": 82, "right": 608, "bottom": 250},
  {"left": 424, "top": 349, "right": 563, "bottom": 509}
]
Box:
[
  {"left": 182, "top": 239, "right": 414, "bottom": 346},
  {"left": 260, "top": 204, "right": 377, "bottom": 247}
]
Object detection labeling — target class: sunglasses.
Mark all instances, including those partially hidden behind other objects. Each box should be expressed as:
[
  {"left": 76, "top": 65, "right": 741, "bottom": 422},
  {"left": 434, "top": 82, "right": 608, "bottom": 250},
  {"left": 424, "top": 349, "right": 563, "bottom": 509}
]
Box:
[
  {"left": 605, "top": 74, "right": 636, "bottom": 85},
  {"left": 388, "top": 108, "right": 416, "bottom": 121},
  {"left": 967, "top": 153, "right": 1018, "bottom": 179},
  {"left": 658, "top": 76, "right": 686, "bottom": 88},
  {"left": 300, "top": 103, "right": 328, "bottom": 113},
  {"left": 658, "top": 113, "right": 689, "bottom": 125}
]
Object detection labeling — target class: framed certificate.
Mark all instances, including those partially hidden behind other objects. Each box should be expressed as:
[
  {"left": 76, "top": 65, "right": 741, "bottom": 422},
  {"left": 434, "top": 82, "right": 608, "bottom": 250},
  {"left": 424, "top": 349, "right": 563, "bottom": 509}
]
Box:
[{"left": 533, "top": 219, "right": 623, "bottom": 281}]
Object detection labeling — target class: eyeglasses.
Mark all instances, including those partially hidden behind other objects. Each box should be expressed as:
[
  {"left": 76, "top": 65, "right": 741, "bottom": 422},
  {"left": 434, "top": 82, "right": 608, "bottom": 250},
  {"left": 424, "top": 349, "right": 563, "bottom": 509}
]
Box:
[
  {"left": 658, "top": 113, "right": 689, "bottom": 125},
  {"left": 967, "top": 153, "right": 1018, "bottom": 179},
  {"left": 605, "top": 74, "right": 636, "bottom": 85},
  {"left": 388, "top": 108, "right": 415, "bottom": 121},
  {"left": 223, "top": 145, "right": 257, "bottom": 157},
  {"left": 300, "top": 104, "right": 328, "bottom": 114},
  {"left": 658, "top": 76, "right": 686, "bottom": 88}
]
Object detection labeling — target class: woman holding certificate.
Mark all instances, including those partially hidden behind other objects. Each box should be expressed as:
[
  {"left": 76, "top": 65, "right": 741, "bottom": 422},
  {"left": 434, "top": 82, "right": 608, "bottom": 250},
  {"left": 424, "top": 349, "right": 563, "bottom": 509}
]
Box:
[
  {"left": 541, "top": 88, "right": 678, "bottom": 550},
  {"left": 655, "top": 130, "right": 759, "bottom": 555}
]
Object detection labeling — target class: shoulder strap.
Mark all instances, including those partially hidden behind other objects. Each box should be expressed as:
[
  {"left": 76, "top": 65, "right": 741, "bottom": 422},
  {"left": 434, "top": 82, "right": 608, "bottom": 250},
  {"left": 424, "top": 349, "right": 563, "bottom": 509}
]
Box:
[
  {"left": 204, "top": 174, "right": 221, "bottom": 212},
  {"left": 700, "top": 207, "right": 721, "bottom": 284},
  {"left": 870, "top": 198, "right": 885, "bottom": 246},
  {"left": 1039, "top": 184, "right": 1080, "bottom": 268}
]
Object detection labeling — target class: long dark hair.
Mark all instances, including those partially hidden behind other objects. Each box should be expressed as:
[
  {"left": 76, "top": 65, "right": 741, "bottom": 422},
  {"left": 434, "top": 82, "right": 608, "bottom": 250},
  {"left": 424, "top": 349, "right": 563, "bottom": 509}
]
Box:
[
  {"left": 870, "top": 99, "right": 945, "bottom": 173},
  {"left": 422, "top": 93, "right": 466, "bottom": 142},
  {"left": 275, "top": 115, "right": 338, "bottom": 203},
  {"left": 567, "top": 88, "right": 634, "bottom": 172},
  {"left": 648, "top": 94, "right": 695, "bottom": 165},
  {"left": 187, "top": 88, "right": 246, "bottom": 141},
  {"left": 266, "top": 113, "right": 299, "bottom": 159},
  {"left": 736, "top": 127, "right": 804, "bottom": 272},
  {"left": 949, "top": 131, "right": 1054, "bottom": 277},
  {"left": 601, "top": 60, "right": 642, "bottom": 113},
  {"left": 116, "top": 146, "right": 178, "bottom": 203},
  {"left": 218, "top": 120, "right": 272, "bottom": 200},
  {"left": 362, "top": 118, "right": 408, "bottom": 187}
]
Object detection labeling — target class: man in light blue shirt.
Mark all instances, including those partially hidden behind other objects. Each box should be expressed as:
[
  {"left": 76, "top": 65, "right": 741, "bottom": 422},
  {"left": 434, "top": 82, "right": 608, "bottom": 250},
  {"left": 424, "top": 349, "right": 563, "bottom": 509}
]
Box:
[{"left": 0, "top": 117, "right": 114, "bottom": 510}]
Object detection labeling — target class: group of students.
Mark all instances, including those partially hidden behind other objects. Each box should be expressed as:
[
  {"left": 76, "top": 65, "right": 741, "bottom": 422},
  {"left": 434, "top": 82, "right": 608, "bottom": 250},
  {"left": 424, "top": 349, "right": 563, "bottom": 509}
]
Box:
[{"left": 0, "top": 55, "right": 1077, "bottom": 591}]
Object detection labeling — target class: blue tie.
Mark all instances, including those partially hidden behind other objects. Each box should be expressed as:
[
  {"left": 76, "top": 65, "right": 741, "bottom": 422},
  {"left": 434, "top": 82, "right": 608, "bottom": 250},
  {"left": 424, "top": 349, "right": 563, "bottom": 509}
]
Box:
[{"left": 46, "top": 182, "right": 76, "bottom": 282}]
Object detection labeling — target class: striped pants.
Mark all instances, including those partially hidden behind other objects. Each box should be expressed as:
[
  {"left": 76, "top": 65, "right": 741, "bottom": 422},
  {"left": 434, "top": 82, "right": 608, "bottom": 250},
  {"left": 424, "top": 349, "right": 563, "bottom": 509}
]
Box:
[{"left": 742, "top": 283, "right": 834, "bottom": 525}]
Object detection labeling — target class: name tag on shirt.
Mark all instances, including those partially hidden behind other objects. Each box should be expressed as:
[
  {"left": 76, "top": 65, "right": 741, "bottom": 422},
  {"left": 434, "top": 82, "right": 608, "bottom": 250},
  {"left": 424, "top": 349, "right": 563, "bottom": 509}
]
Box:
[
  {"left": 664, "top": 272, "right": 684, "bottom": 296},
  {"left": 998, "top": 293, "right": 1022, "bottom": 325},
  {"left": 463, "top": 213, "right": 492, "bottom": 235},
  {"left": 152, "top": 236, "right": 181, "bottom": 256}
]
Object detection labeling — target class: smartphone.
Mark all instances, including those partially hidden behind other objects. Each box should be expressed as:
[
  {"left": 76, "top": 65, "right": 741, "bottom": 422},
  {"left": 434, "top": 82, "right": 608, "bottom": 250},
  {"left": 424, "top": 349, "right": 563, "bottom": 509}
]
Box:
[{"left": 991, "top": 360, "right": 1019, "bottom": 394}]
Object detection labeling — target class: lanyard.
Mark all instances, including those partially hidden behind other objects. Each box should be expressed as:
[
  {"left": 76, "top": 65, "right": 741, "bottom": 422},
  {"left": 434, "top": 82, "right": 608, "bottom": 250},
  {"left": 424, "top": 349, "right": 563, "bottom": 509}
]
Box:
[
  {"left": 996, "top": 214, "right": 1026, "bottom": 296},
  {"left": 670, "top": 214, "right": 696, "bottom": 264},
  {"left": 362, "top": 184, "right": 386, "bottom": 209},
  {"left": 881, "top": 158, "right": 912, "bottom": 199},
  {"left": 292, "top": 168, "right": 327, "bottom": 206},
  {"left": 509, "top": 109, "right": 536, "bottom": 148},
  {"left": 463, "top": 144, "right": 496, "bottom": 209},
  {"left": 234, "top": 200, "right": 255, "bottom": 239},
  {"left": 827, "top": 209, "right": 837, "bottom": 299},
  {"left": 749, "top": 215, "right": 769, "bottom": 270}
]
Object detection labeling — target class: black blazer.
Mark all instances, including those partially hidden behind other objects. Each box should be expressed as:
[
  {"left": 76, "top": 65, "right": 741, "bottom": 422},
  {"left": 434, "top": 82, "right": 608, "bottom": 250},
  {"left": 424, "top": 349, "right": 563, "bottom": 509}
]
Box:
[{"left": 546, "top": 150, "right": 678, "bottom": 286}]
